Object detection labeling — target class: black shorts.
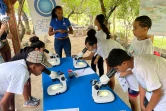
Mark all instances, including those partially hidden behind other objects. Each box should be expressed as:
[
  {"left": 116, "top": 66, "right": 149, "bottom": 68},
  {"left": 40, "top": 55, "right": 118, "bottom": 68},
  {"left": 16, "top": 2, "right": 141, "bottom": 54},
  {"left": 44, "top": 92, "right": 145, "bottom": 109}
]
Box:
[{"left": 128, "top": 88, "right": 139, "bottom": 97}]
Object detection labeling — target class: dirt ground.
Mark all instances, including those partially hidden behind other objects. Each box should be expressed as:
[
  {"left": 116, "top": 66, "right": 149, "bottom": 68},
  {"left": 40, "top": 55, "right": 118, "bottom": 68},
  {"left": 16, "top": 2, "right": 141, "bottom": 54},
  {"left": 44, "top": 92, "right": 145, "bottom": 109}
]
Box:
[{"left": 8, "top": 34, "right": 139, "bottom": 111}]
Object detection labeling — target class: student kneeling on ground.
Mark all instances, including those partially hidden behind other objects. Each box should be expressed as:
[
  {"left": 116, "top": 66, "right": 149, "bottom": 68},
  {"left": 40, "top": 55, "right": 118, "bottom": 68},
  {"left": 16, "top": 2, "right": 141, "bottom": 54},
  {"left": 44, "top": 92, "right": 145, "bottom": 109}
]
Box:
[
  {"left": 107, "top": 49, "right": 166, "bottom": 111},
  {"left": 0, "top": 51, "right": 52, "bottom": 111}
]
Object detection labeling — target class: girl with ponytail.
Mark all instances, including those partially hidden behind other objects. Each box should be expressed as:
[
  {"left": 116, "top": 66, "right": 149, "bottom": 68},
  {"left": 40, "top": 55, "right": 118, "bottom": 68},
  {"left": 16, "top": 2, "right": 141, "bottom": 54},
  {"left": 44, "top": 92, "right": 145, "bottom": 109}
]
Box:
[
  {"left": 82, "top": 14, "right": 111, "bottom": 77},
  {"left": 94, "top": 14, "right": 111, "bottom": 40},
  {"left": 84, "top": 14, "right": 112, "bottom": 77}
]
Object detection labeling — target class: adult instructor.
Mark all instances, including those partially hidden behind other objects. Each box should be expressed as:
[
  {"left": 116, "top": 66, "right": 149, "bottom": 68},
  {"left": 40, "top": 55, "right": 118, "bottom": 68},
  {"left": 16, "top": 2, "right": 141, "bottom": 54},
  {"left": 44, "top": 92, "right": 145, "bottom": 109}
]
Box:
[{"left": 48, "top": 6, "right": 73, "bottom": 58}]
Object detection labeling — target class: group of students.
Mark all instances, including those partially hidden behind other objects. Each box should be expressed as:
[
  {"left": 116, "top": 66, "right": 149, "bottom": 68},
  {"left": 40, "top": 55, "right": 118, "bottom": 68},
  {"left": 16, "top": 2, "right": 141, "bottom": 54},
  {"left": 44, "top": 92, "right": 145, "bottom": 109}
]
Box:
[
  {"left": 82, "top": 14, "right": 166, "bottom": 111},
  {"left": 0, "top": 36, "right": 51, "bottom": 110},
  {"left": 0, "top": 5, "right": 166, "bottom": 111},
  {"left": 48, "top": 5, "right": 166, "bottom": 111}
]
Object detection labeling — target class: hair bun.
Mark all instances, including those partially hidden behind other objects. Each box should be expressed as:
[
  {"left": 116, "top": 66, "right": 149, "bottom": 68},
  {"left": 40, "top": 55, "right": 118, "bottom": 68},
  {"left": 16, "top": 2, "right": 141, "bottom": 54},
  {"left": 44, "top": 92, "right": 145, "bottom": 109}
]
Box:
[
  {"left": 87, "top": 29, "right": 96, "bottom": 37},
  {"left": 29, "top": 36, "right": 39, "bottom": 43}
]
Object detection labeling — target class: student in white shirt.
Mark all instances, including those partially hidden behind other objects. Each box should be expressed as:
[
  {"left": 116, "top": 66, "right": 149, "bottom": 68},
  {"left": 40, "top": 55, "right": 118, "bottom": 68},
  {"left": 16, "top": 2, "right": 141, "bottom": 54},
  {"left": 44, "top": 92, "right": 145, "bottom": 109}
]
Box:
[
  {"left": 10, "top": 36, "right": 45, "bottom": 107},
  {"left": 120, "top": 15, "right": 154, "bottom": 111},
  {"left": 81, "top": 29, "right": 104, "bottom": 77},
  {"left": 107, "top": 49, "right": 166, "bottom": 111},
  {"left": 0, "top": 51, "right": 52, "bottom": 111},
  {"left": 128, "top": 15, "right": 153, "bottom": 57},
  {"left": 82, "top": 14, "right": 111, "bottom": 77},
  {"left": 84, "top": 36, "right": 124, "bottom": 90},
  {"left": 94, "top": 14, "right": 111, "bottom": 41}
]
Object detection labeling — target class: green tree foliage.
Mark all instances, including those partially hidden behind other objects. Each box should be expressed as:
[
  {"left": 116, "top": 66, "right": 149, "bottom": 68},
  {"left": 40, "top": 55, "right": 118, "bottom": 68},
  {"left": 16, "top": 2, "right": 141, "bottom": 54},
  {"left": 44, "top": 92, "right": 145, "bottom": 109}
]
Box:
[
  {"left": 14, "top": 0, "right": 30, "bottom": 16},
  {"left": 116, "top": 0, "right": 139, "bottom": 20},
  {"left": 62, "top": 0, "right": 140, "bottom": 41},
  {"left": 14, "top": 0, "right": 31, "bottom": 41},
  {"left": 62, "top": 0, "right": 101, "bottom": 26},
  {"left": 99, "top": 0, "right": 127, "bottom": 24},
  {"left": 115, "top": 0, "right": 140, "bottom": 44},
  {"left": 62, "top": 0, "right": 86, "bottom": 18}
]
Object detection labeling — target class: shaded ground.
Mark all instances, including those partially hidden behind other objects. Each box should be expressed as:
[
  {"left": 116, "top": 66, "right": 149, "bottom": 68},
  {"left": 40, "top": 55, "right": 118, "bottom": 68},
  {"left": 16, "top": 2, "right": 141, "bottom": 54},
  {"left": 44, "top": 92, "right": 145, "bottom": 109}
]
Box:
[{"left": 8, "top": 34, "right": 140, "bottom": 111}]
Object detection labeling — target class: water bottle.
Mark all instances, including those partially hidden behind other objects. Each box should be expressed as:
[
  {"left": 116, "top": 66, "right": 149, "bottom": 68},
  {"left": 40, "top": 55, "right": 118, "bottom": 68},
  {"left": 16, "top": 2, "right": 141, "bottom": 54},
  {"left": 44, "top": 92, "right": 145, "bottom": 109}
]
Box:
[
  {"left": 0, "top": 54, "right": 4, "bottom": 64},
  {"left": 68, "top": 70, "right": 74, "bottom": 79}
]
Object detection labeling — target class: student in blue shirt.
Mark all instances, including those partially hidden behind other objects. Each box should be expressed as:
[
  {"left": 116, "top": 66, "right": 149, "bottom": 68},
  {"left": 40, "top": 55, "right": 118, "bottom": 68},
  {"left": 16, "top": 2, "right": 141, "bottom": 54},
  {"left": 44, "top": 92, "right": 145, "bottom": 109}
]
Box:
[{"left": 48, "top": 6, "right": 73, "bottom": 58}]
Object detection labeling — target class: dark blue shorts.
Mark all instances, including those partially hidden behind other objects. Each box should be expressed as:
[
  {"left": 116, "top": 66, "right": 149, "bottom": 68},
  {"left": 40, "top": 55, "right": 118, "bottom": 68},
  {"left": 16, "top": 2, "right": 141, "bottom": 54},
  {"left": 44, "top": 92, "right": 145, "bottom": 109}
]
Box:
[{"left": 128, "top": 88, "right": 139, "bottom": 97}]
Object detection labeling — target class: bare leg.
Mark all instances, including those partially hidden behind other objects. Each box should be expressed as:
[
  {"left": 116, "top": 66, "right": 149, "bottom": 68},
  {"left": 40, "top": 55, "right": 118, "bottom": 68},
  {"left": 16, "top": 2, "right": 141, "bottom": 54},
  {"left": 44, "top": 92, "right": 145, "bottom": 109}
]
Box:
[
  {"left": 10, "top": 95, "right": 15, "bottom": 111},
  {"left": 129, "top": 95, "right": 139, "bottom": 111},
  {"left": 29, "top": 79, "right": 31, "bottom": 98},
  {"left": 23, "top": 82, "right": 30, "bottom": 102}
]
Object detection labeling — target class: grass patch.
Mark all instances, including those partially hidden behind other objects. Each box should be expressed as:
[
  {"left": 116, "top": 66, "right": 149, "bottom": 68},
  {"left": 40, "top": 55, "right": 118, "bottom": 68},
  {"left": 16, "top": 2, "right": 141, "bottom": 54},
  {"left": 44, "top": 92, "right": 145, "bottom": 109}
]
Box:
[{"left": 153, "top": 36, "right": 166, "bottom": 50}]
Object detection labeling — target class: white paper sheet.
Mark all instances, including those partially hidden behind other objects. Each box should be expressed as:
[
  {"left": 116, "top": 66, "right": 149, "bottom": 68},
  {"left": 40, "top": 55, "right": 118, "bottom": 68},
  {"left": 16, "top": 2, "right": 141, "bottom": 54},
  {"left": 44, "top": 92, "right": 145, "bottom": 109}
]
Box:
[
  {"left": 73, "top": 68, "right": 95, "bottom": 77},
  {"left": 47, "top": 108, "right": 79, "bottom": 111},
  {"left": 116, "top": 72, "right": 129, "bottom": 92}
]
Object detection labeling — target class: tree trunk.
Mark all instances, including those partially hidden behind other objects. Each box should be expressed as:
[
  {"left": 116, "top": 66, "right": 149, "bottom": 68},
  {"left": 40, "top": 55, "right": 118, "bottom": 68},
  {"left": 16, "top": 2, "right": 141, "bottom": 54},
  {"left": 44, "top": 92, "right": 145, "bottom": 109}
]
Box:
[
  {"left": 21, "top": 11, "right": 31, "bottom": 35},
  {"left": 32, "top": 27, "right": 35, "bottom": 34},
  {"left": 19, "top": 20, "right": 25, "bottom": 41},
  {"left": 90, "top": 15, "right": 93, "bottom": 26},
  {"left": 99, "top": 0, "right": 106, "bottom": 17},
  {"left": 18, "top": 0, "right": 26, "bottom": 41},
  {"left": 105, "top": 6, "right": 117, "bottom": 29},
  {"left": 99, "top": 0, "right": 117, "bottom": 30},
  {"left": 68, "top": 0, "right": 85, "bottom": 19},
  {"left": 112, "top": 11, "right": 116, "bottom": 35},
  {"left": 68, "top": 10, "right": 74, "bottom": 19}
]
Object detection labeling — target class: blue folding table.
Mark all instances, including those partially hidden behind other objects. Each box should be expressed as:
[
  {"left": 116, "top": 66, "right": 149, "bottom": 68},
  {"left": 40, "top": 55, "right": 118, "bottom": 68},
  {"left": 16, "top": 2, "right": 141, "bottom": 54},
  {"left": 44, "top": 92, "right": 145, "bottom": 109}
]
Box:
[{"left": 42, "top": 57, "right": 131, "bottom": 111}]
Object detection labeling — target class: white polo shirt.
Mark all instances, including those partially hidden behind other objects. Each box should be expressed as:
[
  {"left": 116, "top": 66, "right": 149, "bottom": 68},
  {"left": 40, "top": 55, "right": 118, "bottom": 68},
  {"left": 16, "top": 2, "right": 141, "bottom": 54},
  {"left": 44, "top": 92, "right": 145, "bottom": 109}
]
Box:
[
  {"left": 132, "top": 55, "right": 166, "bottom": 111},
  {"left": 0, "top": 59, "right": 29, "bottom": 100},
  {"left": 126, "top": 37, "right": 154, "bottom": 91},
  {"left": 95, "top": 30, "right": 107, "bottom": 42},
  {"left": 92, "top": 29, "right": 107, "bottom": 56},
  {"left": 128, "top": 37, "right": 154, "bottom": 56},
  {"left": 96, "top": 39, "right": 124, "bottom": 60}
]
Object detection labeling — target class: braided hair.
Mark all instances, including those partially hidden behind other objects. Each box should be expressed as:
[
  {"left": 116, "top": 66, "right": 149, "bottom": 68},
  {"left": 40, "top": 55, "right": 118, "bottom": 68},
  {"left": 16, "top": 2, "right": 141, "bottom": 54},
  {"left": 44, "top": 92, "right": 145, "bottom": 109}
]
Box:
[{"left": 135, "top": 15, "right": 152, "bottom": 29}]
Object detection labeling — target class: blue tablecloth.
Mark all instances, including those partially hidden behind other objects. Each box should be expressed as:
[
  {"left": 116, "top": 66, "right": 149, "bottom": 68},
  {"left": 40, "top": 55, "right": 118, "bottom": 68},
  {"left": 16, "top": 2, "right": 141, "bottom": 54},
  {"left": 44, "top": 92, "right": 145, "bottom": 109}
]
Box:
[{"left": 42, "top": 57, "right": 131, "bottom": 111}]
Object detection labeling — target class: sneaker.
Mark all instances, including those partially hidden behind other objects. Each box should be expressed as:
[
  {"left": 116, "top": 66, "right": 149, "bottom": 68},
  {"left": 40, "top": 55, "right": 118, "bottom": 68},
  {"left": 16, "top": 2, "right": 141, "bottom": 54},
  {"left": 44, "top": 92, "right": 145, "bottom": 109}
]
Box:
[
  {"left": 23, "top": 100, "right": 39, "bottom": 107},
  {"left": 30, "top": 96, "right": 40, "bottom": 102}
]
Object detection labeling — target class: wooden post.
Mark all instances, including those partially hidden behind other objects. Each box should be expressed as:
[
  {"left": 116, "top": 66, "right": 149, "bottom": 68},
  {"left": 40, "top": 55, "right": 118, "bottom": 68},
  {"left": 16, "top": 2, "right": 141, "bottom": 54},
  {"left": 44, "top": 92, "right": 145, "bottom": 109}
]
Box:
[{"left": 3, "top": 0, "right": 21, "bottom": 54}]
